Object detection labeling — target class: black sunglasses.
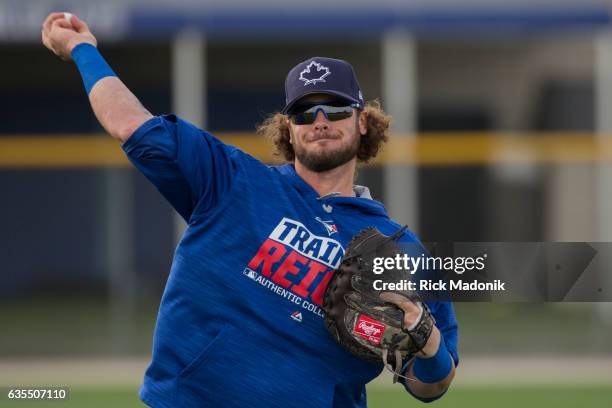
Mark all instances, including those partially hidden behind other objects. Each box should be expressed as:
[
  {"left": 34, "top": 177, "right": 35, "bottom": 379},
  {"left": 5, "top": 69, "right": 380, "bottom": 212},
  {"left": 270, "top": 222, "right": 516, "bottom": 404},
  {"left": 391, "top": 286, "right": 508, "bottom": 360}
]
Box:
[{"left": 289, "top": 102, "right": 359, "bottom": 125}]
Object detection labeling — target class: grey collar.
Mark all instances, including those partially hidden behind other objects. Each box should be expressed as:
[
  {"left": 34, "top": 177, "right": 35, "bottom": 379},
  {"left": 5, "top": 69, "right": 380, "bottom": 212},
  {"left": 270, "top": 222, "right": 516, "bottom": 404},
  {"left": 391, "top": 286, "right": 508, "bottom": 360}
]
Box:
[
  {"left": 353, "top": 185, "right": 372, "bottom": 199},
  {"left": 318, "top": 185, "right": 372, "bottom": 200}
]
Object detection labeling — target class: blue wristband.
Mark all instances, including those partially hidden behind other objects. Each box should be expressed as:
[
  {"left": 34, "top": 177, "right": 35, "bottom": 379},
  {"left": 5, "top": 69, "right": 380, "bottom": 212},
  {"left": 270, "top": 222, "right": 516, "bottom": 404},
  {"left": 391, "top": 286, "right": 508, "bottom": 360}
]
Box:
[
  {"left": 413, "top": 335, "right": 453, "bottom": 384},
  {"left": 71, "top": 43, "right": 117, "bottom": 94}
]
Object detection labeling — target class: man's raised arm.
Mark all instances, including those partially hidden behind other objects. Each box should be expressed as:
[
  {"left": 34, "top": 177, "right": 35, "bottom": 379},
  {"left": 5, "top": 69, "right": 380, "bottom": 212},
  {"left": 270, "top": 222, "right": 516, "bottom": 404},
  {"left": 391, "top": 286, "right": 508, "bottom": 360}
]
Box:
[{"left": 41, "top": 12, "right": 153, "bottom": 143}]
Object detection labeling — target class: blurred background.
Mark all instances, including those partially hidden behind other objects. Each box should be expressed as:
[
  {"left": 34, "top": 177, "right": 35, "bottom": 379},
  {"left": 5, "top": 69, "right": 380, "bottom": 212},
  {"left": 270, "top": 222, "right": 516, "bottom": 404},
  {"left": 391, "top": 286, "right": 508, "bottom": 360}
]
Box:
[{"left": 1, "top": 0, "right": 611, "bottom": 407}]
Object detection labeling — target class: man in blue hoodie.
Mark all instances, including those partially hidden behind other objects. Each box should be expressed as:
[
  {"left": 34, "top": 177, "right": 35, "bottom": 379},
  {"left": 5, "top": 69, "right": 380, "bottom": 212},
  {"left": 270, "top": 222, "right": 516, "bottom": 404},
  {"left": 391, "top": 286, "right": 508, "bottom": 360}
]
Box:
[{"left": 42, "top": 12, "right": 458, "bottom": 407}]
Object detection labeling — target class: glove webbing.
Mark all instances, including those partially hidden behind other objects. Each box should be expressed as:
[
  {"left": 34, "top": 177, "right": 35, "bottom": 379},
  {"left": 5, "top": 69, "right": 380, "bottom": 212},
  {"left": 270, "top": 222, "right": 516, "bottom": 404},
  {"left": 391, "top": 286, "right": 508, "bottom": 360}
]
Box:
[{"left": 342, "top": 225, "right": 408, "bottom": 263}]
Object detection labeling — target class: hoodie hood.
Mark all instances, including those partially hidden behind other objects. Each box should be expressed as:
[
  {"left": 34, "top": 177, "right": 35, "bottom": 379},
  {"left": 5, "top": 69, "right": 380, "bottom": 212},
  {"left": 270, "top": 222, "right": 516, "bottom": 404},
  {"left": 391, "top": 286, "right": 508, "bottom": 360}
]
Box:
[{"left": 274, "top": 164, "right": 389, "bottom": 217}]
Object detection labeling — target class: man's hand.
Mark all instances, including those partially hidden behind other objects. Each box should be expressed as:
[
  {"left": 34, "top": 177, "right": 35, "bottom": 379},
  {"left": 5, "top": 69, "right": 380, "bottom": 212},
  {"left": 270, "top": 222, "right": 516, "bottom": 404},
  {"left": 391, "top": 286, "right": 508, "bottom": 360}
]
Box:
[
  {"left": 379, "top": 291, "right": 441, "bottom": 357},
  {"left": 41, "top": 12, "right": 97, "bottom": 61},
  {"left": 41, "top": 11, "right": 152, "bottom": 142}
]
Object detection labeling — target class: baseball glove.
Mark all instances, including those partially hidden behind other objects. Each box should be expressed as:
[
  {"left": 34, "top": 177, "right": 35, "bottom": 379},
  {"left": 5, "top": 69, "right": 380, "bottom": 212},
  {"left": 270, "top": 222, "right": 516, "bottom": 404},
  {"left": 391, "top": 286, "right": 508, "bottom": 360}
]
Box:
[{"left": 322, "top": 226, "right": 435, "bottom": 382}]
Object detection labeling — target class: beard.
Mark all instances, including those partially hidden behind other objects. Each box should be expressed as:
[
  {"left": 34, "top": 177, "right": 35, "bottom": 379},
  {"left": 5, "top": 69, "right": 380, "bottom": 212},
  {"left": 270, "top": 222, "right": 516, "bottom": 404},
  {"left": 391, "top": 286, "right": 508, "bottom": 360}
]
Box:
[{"left": 293, "top": 133, "right": 360, "bottom": 173}]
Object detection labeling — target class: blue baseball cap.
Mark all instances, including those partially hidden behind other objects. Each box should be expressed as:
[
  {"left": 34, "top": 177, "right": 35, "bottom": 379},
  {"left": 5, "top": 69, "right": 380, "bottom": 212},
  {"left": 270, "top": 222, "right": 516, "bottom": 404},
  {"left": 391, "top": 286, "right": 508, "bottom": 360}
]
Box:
[{"left": 281, "top": 57, "right": 365, "bottom": 114}]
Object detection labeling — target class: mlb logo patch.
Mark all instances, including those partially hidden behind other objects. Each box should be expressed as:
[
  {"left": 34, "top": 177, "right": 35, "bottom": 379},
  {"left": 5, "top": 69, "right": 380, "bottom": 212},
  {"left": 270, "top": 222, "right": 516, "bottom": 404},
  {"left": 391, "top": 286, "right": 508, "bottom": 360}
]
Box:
[
  {"left": 354, "top": 314, "right": 385, "bottom": 345},
  {"left": 243, "top": 268, "right": 258, "bottom": 280}
]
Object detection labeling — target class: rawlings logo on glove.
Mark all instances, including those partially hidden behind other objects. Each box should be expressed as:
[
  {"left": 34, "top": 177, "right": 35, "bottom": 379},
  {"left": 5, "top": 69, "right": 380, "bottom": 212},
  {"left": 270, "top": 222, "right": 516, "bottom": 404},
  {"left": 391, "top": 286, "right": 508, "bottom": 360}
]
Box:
[{"left": 355, "top": 315, "right": 385, "bottom": 343}]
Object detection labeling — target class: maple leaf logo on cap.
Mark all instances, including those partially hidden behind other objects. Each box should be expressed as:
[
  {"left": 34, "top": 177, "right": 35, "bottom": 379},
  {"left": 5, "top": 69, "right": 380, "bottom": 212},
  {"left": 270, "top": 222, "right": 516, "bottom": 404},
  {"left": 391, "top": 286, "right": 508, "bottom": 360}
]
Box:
[{"left": 299, "top": 61, "right": 331, "bottom": 86}]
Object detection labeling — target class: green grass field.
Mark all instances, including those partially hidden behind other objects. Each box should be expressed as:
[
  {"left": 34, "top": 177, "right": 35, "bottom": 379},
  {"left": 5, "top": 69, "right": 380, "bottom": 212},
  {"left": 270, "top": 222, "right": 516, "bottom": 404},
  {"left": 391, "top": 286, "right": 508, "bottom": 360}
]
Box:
[
  {"left": 2, "top": 300, "right": 611, "bottom": 407},
  {"left": 368, "top": 386, "right": 612, "bottom": 408},
  {"left": 1, "top": 386, "right": 611, "bottom": 408}
]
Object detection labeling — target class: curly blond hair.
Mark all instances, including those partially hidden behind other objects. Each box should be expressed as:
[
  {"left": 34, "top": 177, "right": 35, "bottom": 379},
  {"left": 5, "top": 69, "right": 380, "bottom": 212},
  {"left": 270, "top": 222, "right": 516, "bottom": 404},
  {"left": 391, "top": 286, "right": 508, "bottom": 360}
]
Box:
[{"left": 257, "top": 100, "right": 392, "bottom": 163}]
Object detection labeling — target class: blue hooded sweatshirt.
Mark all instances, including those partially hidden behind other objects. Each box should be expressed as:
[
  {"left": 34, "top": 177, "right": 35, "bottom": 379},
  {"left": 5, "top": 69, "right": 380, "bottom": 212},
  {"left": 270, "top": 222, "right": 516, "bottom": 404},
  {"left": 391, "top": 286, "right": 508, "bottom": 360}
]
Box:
[{"left": 122, "top": 114, "right": 459, "bottom": 408}]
